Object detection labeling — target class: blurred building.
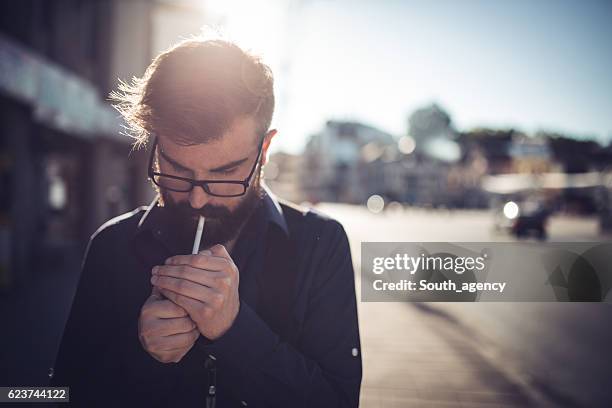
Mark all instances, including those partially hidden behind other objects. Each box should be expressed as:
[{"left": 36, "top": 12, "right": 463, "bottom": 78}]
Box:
[
  {"left": 509, "top": 133, "right": 555, "bottom": 174},
  {"left": 265, "top": 151, "right": 306, "bottom": 204},
  {"left": 457, "top": 129, "right": 516, "bottom": 175},
  {"left": 302, "top": 118, "right": 462, "bottom": 208},
  {"left": 408, "top": 103, "right": 461, "bottom": 163},
  {"left": 600, "top": 167, "right": 612, "bottom": 233},
  {"left": 302, "top": 120, "right": 397, "bottom": 204},
  {"left": 544, "top": 134, "right": 611, "bottom": 215},
  {"left": 0, "top": 0, "right": 207, "bottom": 289},
  {"left": 300, "top": 112, "right": 612, "bottom": 218},
  {"left": 450, "top": 129, "right": 558, "bottom": 208}
]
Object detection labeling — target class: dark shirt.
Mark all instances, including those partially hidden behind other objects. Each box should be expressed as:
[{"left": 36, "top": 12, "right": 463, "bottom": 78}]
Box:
[{"left": 50, "top": 190, "right": 362, "bottom": 407}]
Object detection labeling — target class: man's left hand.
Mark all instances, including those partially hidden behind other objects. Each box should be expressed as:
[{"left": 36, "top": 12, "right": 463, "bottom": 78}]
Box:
[{"left": 151, "top": 244, "right": 240, "bottom": 341}]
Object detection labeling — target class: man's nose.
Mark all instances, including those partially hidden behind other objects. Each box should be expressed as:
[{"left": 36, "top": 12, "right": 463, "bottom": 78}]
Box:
[{"left": 189, "top": 185, "right": 211, "bottom": 209}]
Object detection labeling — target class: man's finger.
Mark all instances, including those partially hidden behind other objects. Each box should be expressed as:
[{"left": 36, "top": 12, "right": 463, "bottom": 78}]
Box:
[
  {"left": 159, "top": 287, "right": 208, "bottom": 318},
  {"left": 154, "top": 264, "right": 230, "bottom": 289},
  {"left": 152, "top": 328, "right": 200, "bottom": 351},
  {"left": 163, "top": 253, "right": 230, "bottom": 272},
  {"left": 208, "top": 244, "right": 231, "bottom": 260},
  {"left": 149, "top": 299, "right": 189, "bottom": 318},
  {"left": 152, "top": 275, "right": 219, "bottom": 304},
  {"left": 148, "top": 286, "right": 164, "bottom": 301},
  {"left": 207, "top": 244, "right": 239, "bottom": 282},
  {"left": 147, "top": 316, "right": 195, "bottom": 337}
]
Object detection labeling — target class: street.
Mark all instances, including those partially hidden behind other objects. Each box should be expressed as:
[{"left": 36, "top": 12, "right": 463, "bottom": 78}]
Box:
[{"left": 317, "top": 204, "right": 612, "bottom": 407}]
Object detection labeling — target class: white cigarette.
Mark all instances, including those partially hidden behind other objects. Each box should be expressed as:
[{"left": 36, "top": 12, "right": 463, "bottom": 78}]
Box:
[{"left": 192, "top": 215, "right": 205, "bottom": 254}]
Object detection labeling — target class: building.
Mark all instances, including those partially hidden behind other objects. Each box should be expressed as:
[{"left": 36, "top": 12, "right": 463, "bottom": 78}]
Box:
[
  {"left": 265, "top": 151, "right": 306, "bottom": 204},
  {"left": 302, "top": 120, "right": 397, "bottom": 204},
  {"left": 0, "top": 0, "right": 207, "bottom": 289}
]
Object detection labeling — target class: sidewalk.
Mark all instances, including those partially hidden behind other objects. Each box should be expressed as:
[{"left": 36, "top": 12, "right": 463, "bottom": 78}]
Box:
[
  {"left": 317, "top": 203, "right": 612, "bottom": 407},
  {"left": 358, "top": 300, "right": 535, "bottom": 407}
]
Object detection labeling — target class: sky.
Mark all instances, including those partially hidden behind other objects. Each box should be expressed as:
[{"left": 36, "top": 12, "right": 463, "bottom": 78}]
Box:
[{"left": 201, "top": 0, "right": 612, "bottom": 153}]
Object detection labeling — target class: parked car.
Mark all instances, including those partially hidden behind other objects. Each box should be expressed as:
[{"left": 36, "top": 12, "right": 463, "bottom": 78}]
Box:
[{"left": 495, "top": 199, "right": 550, "bottom": 240}]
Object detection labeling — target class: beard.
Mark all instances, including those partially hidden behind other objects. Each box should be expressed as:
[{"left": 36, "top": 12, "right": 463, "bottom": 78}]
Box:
[{"left": 158, "top": 172, "right": 264, "bottom": 250}]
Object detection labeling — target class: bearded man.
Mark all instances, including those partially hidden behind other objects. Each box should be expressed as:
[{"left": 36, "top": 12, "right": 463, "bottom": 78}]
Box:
[{"left": 50, "top": 38, "right": 362, "bottom": 407}]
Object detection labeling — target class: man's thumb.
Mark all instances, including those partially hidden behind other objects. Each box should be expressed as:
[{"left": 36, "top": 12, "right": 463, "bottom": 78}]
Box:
[{"left": 151, "top": 285, "right": 163, "bottom": 299}]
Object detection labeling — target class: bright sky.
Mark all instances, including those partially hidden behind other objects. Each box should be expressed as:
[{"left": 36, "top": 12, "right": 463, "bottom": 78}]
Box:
[{"left": 202, "top": 0, "right": 612, "bottom": 153}]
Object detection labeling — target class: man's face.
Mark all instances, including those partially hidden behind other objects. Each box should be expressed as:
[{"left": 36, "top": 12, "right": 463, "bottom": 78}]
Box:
[{"left": 155, "top": 116, "right": 275, "bottom": 248}]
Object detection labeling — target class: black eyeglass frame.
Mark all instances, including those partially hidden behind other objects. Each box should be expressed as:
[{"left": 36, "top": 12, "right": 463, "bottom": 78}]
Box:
[{"left": 147, "top": 134, "right": 266, "bottom": 197}]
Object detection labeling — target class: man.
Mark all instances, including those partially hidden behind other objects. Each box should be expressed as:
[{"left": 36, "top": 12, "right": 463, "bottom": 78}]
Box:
[{"left": 51, "top": 38, "right": 362, "bottom": 407}]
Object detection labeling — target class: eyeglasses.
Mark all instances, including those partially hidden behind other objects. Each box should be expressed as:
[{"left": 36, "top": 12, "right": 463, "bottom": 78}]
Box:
[{"left": 147, "top": 135, "right": 265, "bottom": 197}]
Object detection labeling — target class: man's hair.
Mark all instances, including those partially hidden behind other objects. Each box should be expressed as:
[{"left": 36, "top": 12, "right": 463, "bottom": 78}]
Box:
[{"left": 111, "top": 38, "right": 274, "bottom": 148}]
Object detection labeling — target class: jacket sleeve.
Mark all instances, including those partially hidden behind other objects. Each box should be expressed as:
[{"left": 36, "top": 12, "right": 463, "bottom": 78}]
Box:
[
  {"left": 200, "top": 220, "right": 363, "bottom": 407},
  {"left": 48, "top": 228, "right": 118, "bottom": 404},
  {"left": 50, "top": 223, "right": 187, "bottom": 407}
]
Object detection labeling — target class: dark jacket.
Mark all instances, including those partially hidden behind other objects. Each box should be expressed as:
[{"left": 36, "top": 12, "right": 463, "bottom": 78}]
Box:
[{"left": 50, "top": 192, "right": 362, "bottom": 407}]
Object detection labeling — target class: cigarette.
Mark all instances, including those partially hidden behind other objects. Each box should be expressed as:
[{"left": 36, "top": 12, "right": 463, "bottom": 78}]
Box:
[{"left": 192, "top": 215, "right": 206, "bottom": 254}]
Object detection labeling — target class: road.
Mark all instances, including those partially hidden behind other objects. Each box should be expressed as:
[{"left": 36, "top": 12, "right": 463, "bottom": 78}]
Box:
[{"left": 316, "top": 204, "right": 612, "bottom": 407}]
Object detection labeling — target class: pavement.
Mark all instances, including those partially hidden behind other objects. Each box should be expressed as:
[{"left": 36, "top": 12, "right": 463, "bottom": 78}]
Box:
[
  {"left": 359, "top": 301, "right": 535, "bottom": 407},
  {"left": 317, "top": 204, "right": 612, "bottom": 407}
]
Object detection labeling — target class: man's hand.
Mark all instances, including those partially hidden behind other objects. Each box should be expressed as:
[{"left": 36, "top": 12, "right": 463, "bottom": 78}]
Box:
[
  {"left": 151, "top": 244, "right": 240, "bottom": 341},
  {"left": 138, "top": 287, "right": 200, "bottom": 363}
]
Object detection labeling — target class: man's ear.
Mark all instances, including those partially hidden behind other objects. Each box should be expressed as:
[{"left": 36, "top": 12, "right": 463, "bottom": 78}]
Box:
[{"left": 261, "top": 129, "right": 278, "bottom": 166}]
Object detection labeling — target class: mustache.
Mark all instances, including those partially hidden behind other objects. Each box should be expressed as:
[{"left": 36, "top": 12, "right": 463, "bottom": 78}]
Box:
[{"left": 170, "top": 201, "right": 232, "bottom": 219}]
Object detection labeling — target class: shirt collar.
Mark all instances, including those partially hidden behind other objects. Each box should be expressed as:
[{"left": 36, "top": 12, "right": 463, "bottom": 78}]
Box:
[{"left": 261, "top": 183, "right": 289, "bottom": 236}]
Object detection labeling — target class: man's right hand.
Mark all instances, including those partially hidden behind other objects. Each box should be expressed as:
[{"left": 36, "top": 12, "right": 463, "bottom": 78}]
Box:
[{"left": 138, "top": 287, "right": 200, "bottom": 363}]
